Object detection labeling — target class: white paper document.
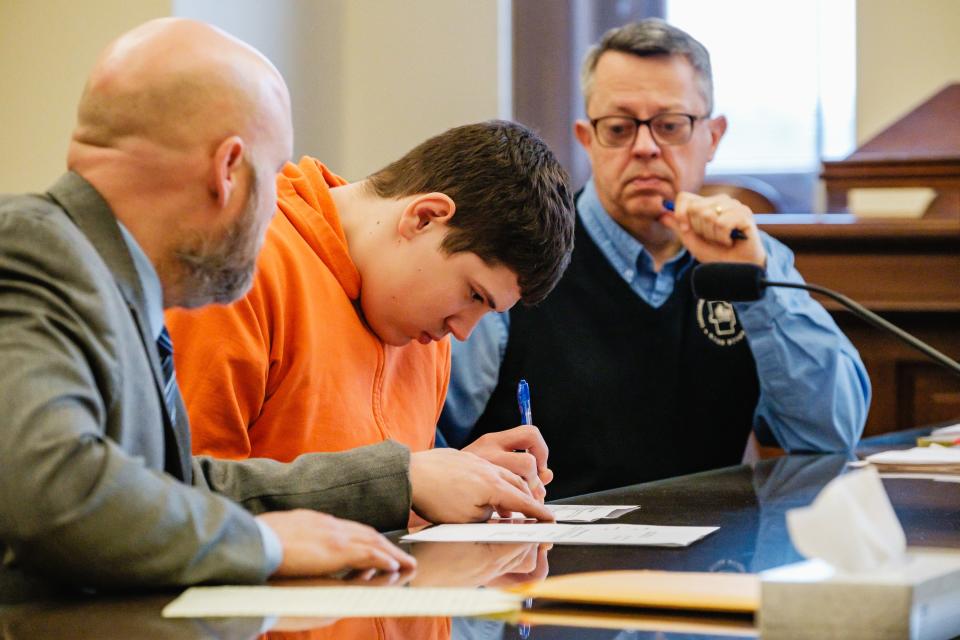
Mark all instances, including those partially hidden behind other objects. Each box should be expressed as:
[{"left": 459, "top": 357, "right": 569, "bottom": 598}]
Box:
[
  {"left": 932, "top": 423, "right": 960, "bottom": 436},
  {"left": 878, "top": 472, "right": 960, "bottom": 483},
  {"left": 867, "top": 447, "right": 960, "bottom": 466},
  {"left": 490, "top": 504, "right": 640, "bottom": 523},
  {"left": 401, "top": 523, "right": 717, "bottom": 547},
  {"left": 162, "top": 585, "right": 522, "bottom": 619}
]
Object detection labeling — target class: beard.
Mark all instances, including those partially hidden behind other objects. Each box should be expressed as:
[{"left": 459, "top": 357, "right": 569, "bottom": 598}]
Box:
[{"left": 170, "top": 171, "right": 269, "bottom": 308}]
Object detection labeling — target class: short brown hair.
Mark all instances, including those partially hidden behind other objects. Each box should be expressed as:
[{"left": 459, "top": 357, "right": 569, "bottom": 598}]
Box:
[{"left": 367, "top": 120, "right": 574, "bottom": 305}]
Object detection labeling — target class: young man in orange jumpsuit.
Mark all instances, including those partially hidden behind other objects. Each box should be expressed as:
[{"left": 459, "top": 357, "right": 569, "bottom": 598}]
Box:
[{"left": 167, "top": 121, "right": 574, "bottom": 515}]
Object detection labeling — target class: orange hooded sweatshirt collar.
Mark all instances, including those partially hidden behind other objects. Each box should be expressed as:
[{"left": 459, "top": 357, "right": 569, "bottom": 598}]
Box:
[
  {"left": 277, "top": 157, "right": 359, "bottom": 299},
  {"left": 166, "top": 157, "right": 450, "bottom": 462}
]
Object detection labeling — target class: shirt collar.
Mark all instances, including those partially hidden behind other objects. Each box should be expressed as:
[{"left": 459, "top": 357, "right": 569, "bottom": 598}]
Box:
[
  {"left": 577, "top": 178, "right": 693, "bottom": 276},
  {"left": 116, "top": 222, "right": 164, "bottom": 340}
]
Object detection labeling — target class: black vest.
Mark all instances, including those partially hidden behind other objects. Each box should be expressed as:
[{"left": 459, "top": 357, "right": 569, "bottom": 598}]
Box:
[{"left": 472, "top": 217, "right": 760, "bottom": 498}]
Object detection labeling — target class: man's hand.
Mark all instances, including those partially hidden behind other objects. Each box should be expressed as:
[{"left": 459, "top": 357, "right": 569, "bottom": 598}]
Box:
[
  {"left": 411, "top": 541, "right": 552, "bottom": 588},
  {"left": 462, "top": 425, "right": 553, "bottom": 501},
  {"left": 661, "top": 192, "right": 766, "bottom": 267},
  {"left": 257, "top": 510, "right": 416, "bottom": 577},
  {"left": 409, "top": 448, "right": 555, "bottom": 523},
  {"left": 485, "top": 542, "right": 552, "bottom": 588}
]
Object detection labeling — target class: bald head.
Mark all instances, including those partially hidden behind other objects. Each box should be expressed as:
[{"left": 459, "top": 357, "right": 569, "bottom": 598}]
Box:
[
  {"left": 73, "top": 17, "right": 291, "bottom": 156},
  {"left": 67, "top": 18, "right": 293, "bottom": 309}
]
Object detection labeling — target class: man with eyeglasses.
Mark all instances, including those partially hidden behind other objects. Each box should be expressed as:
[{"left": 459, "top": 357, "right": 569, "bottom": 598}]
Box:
[{"left": 438, "top": 19, "right": 871, "bottom": 498}]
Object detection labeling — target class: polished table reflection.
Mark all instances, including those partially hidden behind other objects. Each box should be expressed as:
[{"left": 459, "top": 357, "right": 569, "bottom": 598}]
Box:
[{"left": 3, "top": 444, "right": 959, "bottom": 639}]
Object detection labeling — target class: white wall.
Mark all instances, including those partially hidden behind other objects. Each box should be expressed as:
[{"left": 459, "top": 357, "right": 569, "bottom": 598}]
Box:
[
  {"left": 0, "top": 0, "right": 500, "bottom": 191},
  {"left": 856, "top": 0, "right": 960, "bottom": 143},
  {"left": 172, "top": 0, "right": 345, "bottom": 171},
  {"left": 4, "top": 1, "right": 958, "bottom": 196},
  {"left": 339, "top": 0, "right": 501, "bottom": 180},
  {"left": 175, "top": 0, "right": 501, "bottom": 181},
  {"left": 0, "top": 0, "right": 171, "bottom": 193}
]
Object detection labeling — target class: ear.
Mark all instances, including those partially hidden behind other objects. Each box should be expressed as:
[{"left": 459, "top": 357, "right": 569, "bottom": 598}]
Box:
[
  {"left": 396, "top": 193, "right": 456, "bottom": 240},
  {"left": 209, "top": 135, "right": 246, "bottom": 209},
  {"left": 705, "top": 115, "right": 727, "bottom": 162},
  {"left": 574, "top": 119, "right": 593, "bottom": 151}
]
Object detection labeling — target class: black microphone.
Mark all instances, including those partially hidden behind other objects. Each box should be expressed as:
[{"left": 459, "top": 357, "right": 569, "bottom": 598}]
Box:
[{"left": 691, "top": 262, "right": 960, "bottom": 378}]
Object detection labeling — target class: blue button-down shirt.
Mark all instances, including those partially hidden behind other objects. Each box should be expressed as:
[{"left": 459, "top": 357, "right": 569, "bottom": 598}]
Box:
[
  {"left": 439, "top": 179, "right": 871, "bottom": 453},
  {"left": 117, "top": 222, "right": 283, "bottom": 575}
]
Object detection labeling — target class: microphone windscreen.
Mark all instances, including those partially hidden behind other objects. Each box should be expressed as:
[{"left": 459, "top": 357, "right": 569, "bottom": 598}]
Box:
[{"left": 691, "top": 263, "right": 765, "bottom": 301}]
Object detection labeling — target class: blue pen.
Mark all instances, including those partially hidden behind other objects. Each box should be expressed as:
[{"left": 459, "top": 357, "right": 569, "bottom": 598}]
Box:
[
  {"left": 517, "top": 379, "right": 532, "bottom": 425},
  {"left": 516, "top": 379, "right": 533, "bottom": 640},
  {"left": 518, "top": 600, "right": 532, "bottom": 639},
  {"left": 663, "top": 199, "right": 747, "bottom": 241}
]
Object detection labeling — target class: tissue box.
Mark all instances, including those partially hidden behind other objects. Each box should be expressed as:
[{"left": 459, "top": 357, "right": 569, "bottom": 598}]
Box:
[{"left": 759, "top": 548, "right": 960, "bottom": 640}]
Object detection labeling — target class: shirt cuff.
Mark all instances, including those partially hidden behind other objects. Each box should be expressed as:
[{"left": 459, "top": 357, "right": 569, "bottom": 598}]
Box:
[
  {"left": 733, "top": 240, "right": 802, "bottom": 331},
  {"left": 255, "top": 518, "right": 284, "bottom": 576}
]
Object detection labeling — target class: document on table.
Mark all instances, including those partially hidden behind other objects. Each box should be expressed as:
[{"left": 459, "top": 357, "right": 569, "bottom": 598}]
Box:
[
  {"left": 932, "top": 423, "right": 960, "bottom": 436},
  {"left": 490, "top": 504, "right": 640, "bottom": 523},
  {"left": 916, "top": 422, "right": 960, "bottom": 446},
  {"left": 163, "top": 586, "right": 522, "bottom": 618},
  {"left": 877, "top": 472, "right": 960, "bottom": 483},
  {"left": 401, "top": 523, "right": 718, "bottom": 547},
  {"left": 866, "top": 446, "right": 960, "bottom": 472},
  {"left": 858, "top": 446, "right": 960, "bottom": 480}
]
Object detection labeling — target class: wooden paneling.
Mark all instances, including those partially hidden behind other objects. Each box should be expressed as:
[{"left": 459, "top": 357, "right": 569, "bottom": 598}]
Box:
[
  {"left": 898, "top": 362, "right": 960, "bottom": 428},
  {"left": 757, "top": 214, "right": 960, "bottom": 435}
]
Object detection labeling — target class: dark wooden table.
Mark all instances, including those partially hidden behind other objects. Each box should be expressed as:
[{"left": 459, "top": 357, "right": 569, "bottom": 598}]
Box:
[{"left": 3, "top": 437, "right": 957, "bottom": 639}]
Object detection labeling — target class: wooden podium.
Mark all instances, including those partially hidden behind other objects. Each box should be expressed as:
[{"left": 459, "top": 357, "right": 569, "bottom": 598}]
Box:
[
  {"left": 756, "top": 214, "right": 960, "bottom": 436},
  {"left": 757, "top": 84, "right": 960, "bottom": 436},
  {"left": 821, "top": 83, "right": 960, "bottom": 217}
]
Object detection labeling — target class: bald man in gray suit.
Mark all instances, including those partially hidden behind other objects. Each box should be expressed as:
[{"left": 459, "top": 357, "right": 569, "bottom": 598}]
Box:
[{"left": 0, "top": 17, "right": 548, "bottom": 602}]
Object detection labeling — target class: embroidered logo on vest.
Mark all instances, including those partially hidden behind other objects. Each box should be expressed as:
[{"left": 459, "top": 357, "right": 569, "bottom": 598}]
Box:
[{"left": 696, "top": 299, "right": 746, "bottom": 346}]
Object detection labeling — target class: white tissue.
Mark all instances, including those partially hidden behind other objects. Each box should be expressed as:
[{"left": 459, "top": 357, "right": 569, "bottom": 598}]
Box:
[{"left": 785, "top": 466, "right": 906, "bottom": 573}]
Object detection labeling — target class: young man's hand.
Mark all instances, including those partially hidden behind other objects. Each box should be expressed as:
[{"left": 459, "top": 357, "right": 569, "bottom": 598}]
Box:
[
  {"left": 411, "top": 541, "right": 552, "bottom": 588},
  {"left": 409, "top": 448, "right": 554, "bottom": 522},
  {"left": 257, "top": 510, "right": 416, "bottom": 577},
  {"left": 462, "top": 425, "right": 553, "bottom": 501}
]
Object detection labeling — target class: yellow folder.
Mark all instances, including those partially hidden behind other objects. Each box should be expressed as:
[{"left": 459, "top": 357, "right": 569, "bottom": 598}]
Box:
[
  {"left": 515, "top": 608, "right": 757, "bottom": 637},
  {"left": 508, "top": 570, "right": 760, "bottom": 614}
]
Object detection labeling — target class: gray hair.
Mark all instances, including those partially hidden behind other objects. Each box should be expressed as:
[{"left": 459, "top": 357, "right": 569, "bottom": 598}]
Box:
[{"left": 580, "top": 19, "right": 714, "bottom": 114}]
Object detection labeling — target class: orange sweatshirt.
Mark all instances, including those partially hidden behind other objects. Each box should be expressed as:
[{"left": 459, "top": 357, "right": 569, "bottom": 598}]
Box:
[
  {"left": 166, "top": 157, "right": 450, "bottom": 461},
  {"left": 262, "top": 616, "right": 451, "bottom": 640}
]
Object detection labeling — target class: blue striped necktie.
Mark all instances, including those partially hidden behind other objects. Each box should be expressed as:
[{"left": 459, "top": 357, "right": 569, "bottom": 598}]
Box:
[{"left": 156, "top": 326, "right": 178, "bottom": 425}]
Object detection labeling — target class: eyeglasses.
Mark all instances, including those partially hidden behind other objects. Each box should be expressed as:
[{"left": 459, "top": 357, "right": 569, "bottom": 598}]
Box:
[{"left": 589, "top": 113, "right": 705, "bottom": 148}]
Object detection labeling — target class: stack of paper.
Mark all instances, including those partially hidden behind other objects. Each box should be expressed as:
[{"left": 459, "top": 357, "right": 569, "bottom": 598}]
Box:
[
  {"left": 932, "top": 423, "right": 960, "bottom": 436},
  {"left": 510, "top": 570, "right": 759, "bottom": 613},
  {"left": 163, "top": 586, "right": 522, "bottom": 618},
  {"left": 865, "top": 446, "right": 960, "bottom": 478},
  {"left": 401, "top": 523, "right": 717, "bottom": 547},
  {"left": 490, "top": 504, "right": 640, "bottom": 523},
  {"left": 517, "top": 607, "right": 758, "bottom": 637},
  {"left": 917, "top": 423, "right": 960, "bottom": 447},
  {"left": 162, "top": 571, "right": 755, "bottom": 620}
]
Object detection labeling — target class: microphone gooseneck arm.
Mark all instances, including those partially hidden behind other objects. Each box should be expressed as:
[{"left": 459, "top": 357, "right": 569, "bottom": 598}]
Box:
[{"left": 765, "top": 279, "right": 960, "bottom": 378}]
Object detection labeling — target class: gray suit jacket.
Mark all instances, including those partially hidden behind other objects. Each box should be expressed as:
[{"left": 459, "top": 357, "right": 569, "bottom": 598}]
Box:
[{"left": 0, "top": 173, "right": 412, "bottom": 600}]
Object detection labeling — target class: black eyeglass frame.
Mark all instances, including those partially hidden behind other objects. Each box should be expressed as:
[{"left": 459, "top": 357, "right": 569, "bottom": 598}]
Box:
[{"left": 588, "top": 113, "right": 708, "bottom": 148}]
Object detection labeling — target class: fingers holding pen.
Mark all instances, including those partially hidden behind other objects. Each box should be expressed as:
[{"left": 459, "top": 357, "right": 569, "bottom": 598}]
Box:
[
  {"left": 463, "top": 425, "right": 553, "bottom": 496},
  {"left": 666, "top": 195, "right": 743, "bottom": 244},
  {"left": 410, "top": 448, "right": 554, "bottom": 523},
  {"left": 662, "top": 193, "right": 765, "bottom": 266}
]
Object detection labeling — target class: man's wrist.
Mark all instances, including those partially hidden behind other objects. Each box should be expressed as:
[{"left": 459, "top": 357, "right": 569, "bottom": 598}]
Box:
[{"left": 255, "top": 517, "right": 284, "bottom": 576}]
